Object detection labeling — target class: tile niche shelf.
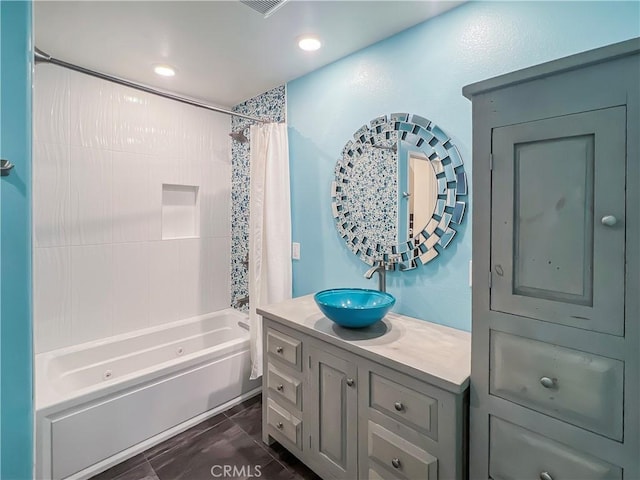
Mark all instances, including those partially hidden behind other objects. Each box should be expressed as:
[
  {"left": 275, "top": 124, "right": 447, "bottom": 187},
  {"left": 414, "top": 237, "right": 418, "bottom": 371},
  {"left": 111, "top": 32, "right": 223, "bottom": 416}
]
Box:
[{"left": 161, "top": 184, "right": 200, "bottom": 239}]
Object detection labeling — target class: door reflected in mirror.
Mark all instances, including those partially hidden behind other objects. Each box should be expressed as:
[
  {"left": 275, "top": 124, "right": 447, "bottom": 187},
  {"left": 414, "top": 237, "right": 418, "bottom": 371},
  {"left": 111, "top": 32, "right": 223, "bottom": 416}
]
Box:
[{"left": 398, "top": 149, "right": 438, "bottom": 251}]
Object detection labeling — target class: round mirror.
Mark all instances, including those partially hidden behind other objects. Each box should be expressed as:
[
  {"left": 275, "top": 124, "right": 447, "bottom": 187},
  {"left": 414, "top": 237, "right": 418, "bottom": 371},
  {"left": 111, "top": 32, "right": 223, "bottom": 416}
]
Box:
[{"left": 331, "top": 113, "right": 467, "bottom": 268}]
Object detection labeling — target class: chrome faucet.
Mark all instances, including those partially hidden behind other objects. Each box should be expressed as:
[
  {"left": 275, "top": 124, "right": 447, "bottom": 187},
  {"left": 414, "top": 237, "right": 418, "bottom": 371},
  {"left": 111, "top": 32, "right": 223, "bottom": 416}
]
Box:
[
  {"left": 235, "top": 295, "right": 249, "bottom": 308},
  {"left": 364, "top": 260, "right": 388, "bottom": 292}
]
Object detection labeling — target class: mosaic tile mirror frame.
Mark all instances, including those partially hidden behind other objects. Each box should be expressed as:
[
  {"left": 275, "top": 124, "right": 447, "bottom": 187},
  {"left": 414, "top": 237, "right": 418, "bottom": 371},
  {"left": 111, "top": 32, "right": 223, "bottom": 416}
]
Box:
[{"left": 331, "top": 113, "right": 467, "bottom": 268}]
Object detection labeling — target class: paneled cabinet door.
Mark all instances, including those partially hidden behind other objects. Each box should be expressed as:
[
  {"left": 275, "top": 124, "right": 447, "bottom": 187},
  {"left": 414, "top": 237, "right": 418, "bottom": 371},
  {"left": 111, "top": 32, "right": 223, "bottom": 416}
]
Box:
[
  {"left": 490, "top": 106, "right": 626, "bottom": 335},
  {"left": 307, "top": 345, "right": 358, "bottom": 480}
]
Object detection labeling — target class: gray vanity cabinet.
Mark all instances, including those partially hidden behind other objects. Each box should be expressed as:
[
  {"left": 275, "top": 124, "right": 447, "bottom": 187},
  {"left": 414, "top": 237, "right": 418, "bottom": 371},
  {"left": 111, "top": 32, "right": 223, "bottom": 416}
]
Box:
[
  {"left": 259, "top": 296, "right": 471, "bottom": 480},
  {"left": 357, "top": 362, "right": 466, "bottom": 480},
  {"left": 307, "top": 344, "right": 358, "bottom": 479},
  {"left": 464, "top": 38, "right": 639, "bottom": 479},
  {"left": 263, "top": 325, "right": 305, "bottom": 456}
]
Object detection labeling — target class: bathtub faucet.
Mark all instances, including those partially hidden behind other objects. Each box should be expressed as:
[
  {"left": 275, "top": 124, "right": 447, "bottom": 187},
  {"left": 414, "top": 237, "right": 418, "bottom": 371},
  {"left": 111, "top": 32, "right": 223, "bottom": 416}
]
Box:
[{"left": 235, "top": 296, "right": 249, "bottom": 308}]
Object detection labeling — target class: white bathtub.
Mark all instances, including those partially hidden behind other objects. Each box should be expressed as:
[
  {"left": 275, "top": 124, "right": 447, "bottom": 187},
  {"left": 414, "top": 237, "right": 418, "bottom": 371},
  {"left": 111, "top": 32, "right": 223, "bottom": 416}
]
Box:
[{"left": 35, "top": 309, "right": 261, "bottom": 480}]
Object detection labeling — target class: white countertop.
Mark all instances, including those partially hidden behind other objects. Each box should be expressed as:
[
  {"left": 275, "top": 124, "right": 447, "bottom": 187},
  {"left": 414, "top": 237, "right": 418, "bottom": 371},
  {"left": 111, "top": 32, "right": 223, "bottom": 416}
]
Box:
[{"left": 257, "top": 295, "right": 471, "bottom": 394}]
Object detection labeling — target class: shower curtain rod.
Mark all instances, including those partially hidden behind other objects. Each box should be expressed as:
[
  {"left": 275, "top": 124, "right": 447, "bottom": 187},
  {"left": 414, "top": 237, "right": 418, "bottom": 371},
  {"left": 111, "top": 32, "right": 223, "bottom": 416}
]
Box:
[{"left": 34, "top": 47, "right": 269, "bottom": 124}]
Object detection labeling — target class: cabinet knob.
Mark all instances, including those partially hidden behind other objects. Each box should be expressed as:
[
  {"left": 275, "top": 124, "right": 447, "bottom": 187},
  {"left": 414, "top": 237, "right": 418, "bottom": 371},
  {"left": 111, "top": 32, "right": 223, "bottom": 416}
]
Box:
[
  {"left": 391, "top": 458, "right": 401, "bottom": 469},
  {"left": 276, "top": 346, "right": 284, "bottom": 354},
  {"left": 601, "top": 215, "right": 618, "bottom": 227},
  {"left": 276, "top": 422, "right": 284, "bottom": 430},
  {"left": 346, "top": 378, "right": 355, "bottom": 387},
  {"left": 540, "top": 472, "right": 553, "bottom": 480},
  {"left": 394, "top": 401, "right": 404, "bottom": 412},
  {"left": 276, "top": 384, "right": 284, "bottom": 392},
  {"left": 540, "top": 376, "right": 555, "bottom": 389}
]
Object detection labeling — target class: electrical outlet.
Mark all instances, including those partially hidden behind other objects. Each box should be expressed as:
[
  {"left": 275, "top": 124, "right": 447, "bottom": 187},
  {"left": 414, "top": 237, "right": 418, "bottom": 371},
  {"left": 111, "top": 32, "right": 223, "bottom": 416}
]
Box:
[{"left": 292, "top": 242, "right": 301, "bottom": 260}]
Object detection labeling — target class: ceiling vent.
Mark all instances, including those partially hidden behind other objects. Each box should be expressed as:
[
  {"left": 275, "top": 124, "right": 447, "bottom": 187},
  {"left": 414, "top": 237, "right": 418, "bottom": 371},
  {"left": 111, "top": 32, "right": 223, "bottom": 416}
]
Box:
[{"left": 240, "top": 0, "right": 290, "bottom": 18}]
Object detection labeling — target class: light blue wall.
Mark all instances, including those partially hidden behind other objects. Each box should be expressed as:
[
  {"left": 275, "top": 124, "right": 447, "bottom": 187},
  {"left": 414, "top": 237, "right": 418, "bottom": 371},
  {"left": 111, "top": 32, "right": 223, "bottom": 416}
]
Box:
[
  {"left": 287, "top": 1, "right": 640, "bottom": 331},
  {"left": 0, "top": 1, "right": 33, "bottom": 478}
]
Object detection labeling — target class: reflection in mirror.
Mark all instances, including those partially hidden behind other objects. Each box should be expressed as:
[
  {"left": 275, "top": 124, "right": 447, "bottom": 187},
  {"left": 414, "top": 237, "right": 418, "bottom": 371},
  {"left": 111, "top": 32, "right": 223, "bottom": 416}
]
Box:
[
  {"left": 342, "top": 143, "right": 398, "bottom": 250},
  {"left": 407, "top": 151, "right": 438, "bottom": 259},
  {"left": 332, "top": 113, "right": 467, "bottom": 268}
]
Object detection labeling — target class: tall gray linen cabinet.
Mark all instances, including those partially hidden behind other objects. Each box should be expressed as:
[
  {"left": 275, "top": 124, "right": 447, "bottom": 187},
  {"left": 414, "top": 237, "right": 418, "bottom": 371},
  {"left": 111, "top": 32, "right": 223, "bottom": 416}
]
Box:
[{"left": 464, "top": 38, "right": 640, "bottom": 479}]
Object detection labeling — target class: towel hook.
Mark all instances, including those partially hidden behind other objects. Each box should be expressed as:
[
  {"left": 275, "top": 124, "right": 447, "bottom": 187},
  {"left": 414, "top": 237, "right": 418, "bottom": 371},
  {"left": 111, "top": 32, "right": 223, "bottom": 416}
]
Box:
[{"left": 1, "top": 159, "right": 14, "bottom": 177}]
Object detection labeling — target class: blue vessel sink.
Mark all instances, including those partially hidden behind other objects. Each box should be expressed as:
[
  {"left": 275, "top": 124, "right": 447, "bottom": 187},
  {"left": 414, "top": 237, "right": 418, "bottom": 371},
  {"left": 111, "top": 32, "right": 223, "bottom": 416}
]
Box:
[{"left": 313, "top": 288, "right": 395, "bottom": 328}]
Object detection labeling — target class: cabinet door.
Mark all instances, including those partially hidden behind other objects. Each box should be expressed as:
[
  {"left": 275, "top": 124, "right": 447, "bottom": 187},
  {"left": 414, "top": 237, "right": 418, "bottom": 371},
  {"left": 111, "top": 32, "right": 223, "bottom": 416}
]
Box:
[
  {"left": 491, "top": 106, "right": 626, "bottom": 335},
  {"left": 308, "top": 345, "right": 358, "bottom": 479}
]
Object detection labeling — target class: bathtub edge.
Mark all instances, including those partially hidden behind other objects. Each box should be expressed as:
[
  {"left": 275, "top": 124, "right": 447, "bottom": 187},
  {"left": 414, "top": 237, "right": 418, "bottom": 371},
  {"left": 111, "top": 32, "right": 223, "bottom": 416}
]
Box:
[{"left": 66, "top": 387, "right": 262, "bottom": 480}]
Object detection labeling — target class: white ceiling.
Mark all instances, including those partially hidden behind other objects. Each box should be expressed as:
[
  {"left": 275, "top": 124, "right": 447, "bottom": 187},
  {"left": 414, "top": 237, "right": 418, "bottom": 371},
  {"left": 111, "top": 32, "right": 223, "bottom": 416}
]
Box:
[{"left": 34, "top": 1, "right": 463, "bottom": 107}]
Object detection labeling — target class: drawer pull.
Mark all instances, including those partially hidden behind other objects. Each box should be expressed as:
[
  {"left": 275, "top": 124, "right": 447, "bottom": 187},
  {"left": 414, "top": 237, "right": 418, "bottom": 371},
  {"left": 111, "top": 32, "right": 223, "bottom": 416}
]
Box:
[
  {"left": 394, "top": 401, "right": 404, "bottom": 412},
  {"left": 601, "top": 215, "right": 617, "bottom": 227},
  {"left": 276, "top": 346, "right": 284, "bottom": 354},
  {"left": 391, "top": 458, "right": 401, "bottom": 469},
  {"left": 539, "top": 472, "right": 553, "bottom": 480},
  {"left": 346, "top": 378, "right": 355, "bottom": 387},
  {"left": 539, "top": 377, "right": 555, "bottom": 389},
  {"left": 276, "top": 422, "right": 284, "bottom": 430},
  {"left": 276, "top": 384, "right": 284, "bottom": 392}
]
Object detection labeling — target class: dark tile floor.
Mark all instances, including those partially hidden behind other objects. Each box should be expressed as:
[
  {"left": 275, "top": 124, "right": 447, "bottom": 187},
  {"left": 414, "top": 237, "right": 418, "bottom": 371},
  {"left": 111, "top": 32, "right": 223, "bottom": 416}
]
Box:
[{"left": 90, "top": 395, "right": 321, "bottom": 480}]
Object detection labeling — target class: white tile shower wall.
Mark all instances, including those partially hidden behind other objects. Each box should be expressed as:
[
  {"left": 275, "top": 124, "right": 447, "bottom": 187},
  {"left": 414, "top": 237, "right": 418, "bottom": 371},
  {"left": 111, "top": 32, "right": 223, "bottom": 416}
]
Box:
[
  {"left": 70, "top": 146, "right": 113, "bottom": 245},
  {"left": 113, "top": 242, "right": 150, "bottom": 335},
  {"left": 33, "top": 142, "right": 70, "bottom": 247},
  {"left": 33, "top": 64, "right": 232, "bottom": 353},
  {"left": 148, "top": 239, "right": 181, "bottom": 326},
  {"left": 33, "top": 246, "right": 72, "bottom": 353}
]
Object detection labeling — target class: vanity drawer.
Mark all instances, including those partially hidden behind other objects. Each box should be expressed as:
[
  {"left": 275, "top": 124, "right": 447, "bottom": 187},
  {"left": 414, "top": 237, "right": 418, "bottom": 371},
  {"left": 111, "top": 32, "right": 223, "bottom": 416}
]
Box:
[
  {"left": 367, "top": 462, "right": 402, "bottom": 480},
  {"left": 266, "top": 398, "right": 302, "bottom": 449},
  {"left": 368, "top": 421, "right": 438, "bottom": 480},
  {"left": 490, "top": 416, "right": 621, "bottom": 480},
  {"left": 490, "top": 330, "right": 623, "bottom": 440},
  {"left": 267, "top": 362, "right": 302, "bottom": 408},
  {"left": 370, "top": 372, "right": 438, "bottom": 437},
  {"left": 266, "top": 328, "right": 302, "bottom": 370}
]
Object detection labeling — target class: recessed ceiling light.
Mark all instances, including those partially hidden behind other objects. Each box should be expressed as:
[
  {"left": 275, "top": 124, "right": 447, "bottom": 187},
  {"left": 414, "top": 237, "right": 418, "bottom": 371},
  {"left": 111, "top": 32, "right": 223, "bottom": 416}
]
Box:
[
  {"left": 298, "top": 36, "right": 322, "bottom": 52},
  {"left": 153, "top": 64, "right": 176, "bottom": 77}
]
